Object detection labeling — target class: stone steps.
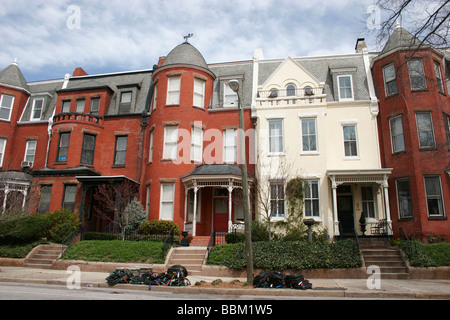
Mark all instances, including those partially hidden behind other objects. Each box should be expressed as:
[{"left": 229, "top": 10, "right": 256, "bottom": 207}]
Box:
[
  {"left": 24, "top": 244, "right": 66, "bottom": 269},
  {"left": 167, "top": 247, "right": 207, "bottom": 276},
  {"left": 360, "top": 241, "right": 409, "bottom": 279}
]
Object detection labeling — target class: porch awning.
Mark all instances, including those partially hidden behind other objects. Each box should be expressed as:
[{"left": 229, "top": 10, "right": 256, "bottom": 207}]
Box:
[
  {"left": 327, "top": 169, "right": 392, "bottom": 186},
  {"left": 181, "top": 164, "right": 252, "bottom": 189},
  {"left": 75, "top": 175, "right": 140, "bottom": 185}
]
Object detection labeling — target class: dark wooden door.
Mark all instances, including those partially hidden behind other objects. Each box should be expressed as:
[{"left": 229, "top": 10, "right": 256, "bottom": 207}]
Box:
[{"left": 337, "top": 195, "right": 355, "bottom": 234}]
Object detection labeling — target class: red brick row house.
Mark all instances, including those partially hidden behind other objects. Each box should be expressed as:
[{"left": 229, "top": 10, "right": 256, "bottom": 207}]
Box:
[{"left": 0, "top": 26, "right": 449, "bottom": 241}]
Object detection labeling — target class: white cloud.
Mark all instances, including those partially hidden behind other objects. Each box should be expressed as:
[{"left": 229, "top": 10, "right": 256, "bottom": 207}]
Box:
[{"left": 0, "top": 0, "right": 379, "bottom": 81}]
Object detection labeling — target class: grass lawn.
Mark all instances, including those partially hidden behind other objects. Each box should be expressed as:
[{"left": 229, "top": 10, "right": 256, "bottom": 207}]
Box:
[{"left": 61, "top": 240, "right": 166, "bottom": 264}]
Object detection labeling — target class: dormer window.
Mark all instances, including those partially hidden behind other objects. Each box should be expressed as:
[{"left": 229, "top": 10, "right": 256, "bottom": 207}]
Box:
[
  {"left": 31, "top": 98, "right": 44, "bottom": 120},
  {"left": 119, "top": 91, "right": 132, "bottom": 113},
  {"left": 337, "top": 75, "right": 354, "bottom": 101},
  {"left": 224, "top": 82, "right": 238, "bottom": 107}
]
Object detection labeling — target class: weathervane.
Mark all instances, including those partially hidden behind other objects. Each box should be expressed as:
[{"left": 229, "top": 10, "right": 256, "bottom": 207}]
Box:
[{"left": 184, "top": 33, "right": 193, "bottom": 43}]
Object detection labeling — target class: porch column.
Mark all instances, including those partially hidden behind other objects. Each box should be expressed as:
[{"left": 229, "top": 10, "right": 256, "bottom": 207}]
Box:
[
  {"left": 183, "top": 189, "right": 188, "bottom": 230},
  {"left": 192, "top": 186, "right": 198, "bottom": 236},
  {"left": 2, "top": 185, "right": 9, "bottom": 213},
  {"left": 382, "top": 179, "right": 393, "bottom": 235},
  {"left": 227, "top": 185, "right": 233, "bottom": 232},
  {"left": 22, "top": 188, "right": 28, "bottom": 209},
  {"left": 330, "top": 177, "right": 340, "bottom": 236}
]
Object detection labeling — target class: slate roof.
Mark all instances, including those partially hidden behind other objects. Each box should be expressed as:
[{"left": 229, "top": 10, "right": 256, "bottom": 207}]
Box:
[
  {"left": 183, "top": 164, "right": 242, "bottom": 177},
  {"left": 161, "top": 42, "right": 209, "bottom": 70},
  {"left": 380, "top": 26, "right": 424, "bottom": 55},
  {"left": 21, "top": 79, "right": 64, "bottom": 121},
  {"left": 0, "top": 61, "right": 29, "bottom": 91}
]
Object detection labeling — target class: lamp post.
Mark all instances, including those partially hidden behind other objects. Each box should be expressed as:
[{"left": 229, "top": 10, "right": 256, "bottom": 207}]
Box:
[{"left": 228, "top": 80, "right": 254, "bottom": 284}]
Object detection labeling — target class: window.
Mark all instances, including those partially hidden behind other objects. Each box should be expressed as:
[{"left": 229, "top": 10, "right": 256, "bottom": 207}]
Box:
[
  {"left": 408, "top": 59, "right": 426, "bottom": 90},
  {"left": 343, "top": 125, "right": 358, "bottom": 157},
  {"left": 191, "top": 126, "right": 203, "bottom": 162},
  {"left": 383, "top": 64, "right": 398, "bottom": 96},
  {"left": 434, "top": 62, "right": 444, "bottom": 93},
  {"left": 337, "top": 75, "right": 353, "bottom": 100},
  {"left": 167, "top": 76, "right": 181, "bottom": 105},
  {"left": 80, "top": 134, "right": 96, "bottom": 165},
  {"left": 286, "top": 84, "right": 296, "bottom": 96},
  {"left": 57, "top": 132, "right": 70, "bottom": 162},
  {"left": 304, "top": 180, "right": 319, "bottom": 217},
  {"left": 149, "top": 130, "right": 154, "bottom": 163},
  {"left": 424, "top": 176, "right": 444, "bottom": 217},
  {"left": 361, "top": 186, "right": 375, "bottom": 219},
  {"left": 0, "top": 94, "right": 14, "bottom": 121},
  {"left": 301, "top": 118, "right": 317, "bottom": 152},
  {"left": 163, "top": 126, "right": 178, "bottom": 160},
  {"left": 188, "top": 189, "right": 200, "bottom": 222},
  {"left": 269, "top": 120, "right": 283, "bottom": 153},
  {"left": 37, "top": 185, "right": 52, "bottom": 214},
  {"left": 223, "top": 128, "right": 237, "bottom": 163},
  {"left": 269, "top": 89, "right": 278, "bottom": 98},
  {"left": 61, "top": 100, "right": 71, "bottom": 113},
  {"left": 416, "top": 113, "right": 435, "bottom": 148},
  {"left": 24, "top": 140, "right": 37, "bottom": 162},
  {"left": 76, "top": 99, "right": 85, "bottom": 113},
  {"left": 90, "top": 98, "right": 100, "bottom": 115},
  {"left": 270, "top": 182, "right": 285, "bottom": 218},
  {"left": 193, "top": 78, "right": 205, "bottom": 108},
  {"left": 304, "top": 86, "right": 313, "bottom": 96},
  {"left": 31, "top": 98, "right": 44, "bottom": 120},
  {"left": 0, "top": 138, "right": 6, "bottom": 167},
  {"left": 62, "top": 184, "right": 77, "bottom": 211},
  {"left": 114, "top": 136, "right": 127, "bottom": 166},
  {"left": 396, "top": 178, "right": 413, "bottom": 219},
  {"left": 152, "top": 84, "right": 158, "bottom": 110},
  {"left": 224, "top": 82, "right": 238, "bottom": 107},
  {"left": 389, "top": 116, "right": 405, "bottom": 153},
  {"left": 119, "top": 91, "right": 132, "bottom": 113},
  {"left": 444, "top": 113, "right": 450, "bottom": 150},
  {"left": 160, "top": 183, "right": 175, "bottom": 220}
]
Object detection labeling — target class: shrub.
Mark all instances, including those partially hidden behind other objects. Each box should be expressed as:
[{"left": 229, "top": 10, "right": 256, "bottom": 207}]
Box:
[
  {"left": 83, "top": 232, "right": 118, "bottom": 241},
  {"left": 251, "top": 220, "right": 270, "bottom": 242},
  {"left": 225, "top": 232, "right": 245, "bottom": 244},
  {"left": 44, "top": 209, "right": 80, "bottom": 243},
  {"left": 0, "top": 215, "right": 52, "bottom": 244},
  {"left": 394, "top": 239, "right": 450, "bottom": 267},
  {"left": 138, "top": 220, "right": 180, "bottom": 237}
]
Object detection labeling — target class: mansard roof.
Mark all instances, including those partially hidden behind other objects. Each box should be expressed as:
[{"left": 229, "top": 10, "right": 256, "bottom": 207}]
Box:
[{"left": 380, "top": 24, "right": 424, "bottom": 55}]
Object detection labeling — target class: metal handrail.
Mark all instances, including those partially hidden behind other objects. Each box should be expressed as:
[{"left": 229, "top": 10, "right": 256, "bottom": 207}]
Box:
[
  {"left": 160, "top": 228, "right": 174, "bottom": 258},
  {"left": 206, "top": 229, "right": 216, "bottom": 259}
]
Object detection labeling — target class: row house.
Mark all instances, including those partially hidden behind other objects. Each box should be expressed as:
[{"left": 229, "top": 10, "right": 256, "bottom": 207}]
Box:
[{"left": 0, "top": 24, "right": 448, "bottom": 241}]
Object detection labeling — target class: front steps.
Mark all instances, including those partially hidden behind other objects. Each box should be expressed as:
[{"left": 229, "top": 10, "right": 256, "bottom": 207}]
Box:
[
  {"left": 166, "top": 247, "right": 207, "bottom": 276},
  {"left": 360, "top": 237, "right": 409, "bottom": 279},
  {"left": 24, "top": 244, "right": 66, "bottom": 269}
]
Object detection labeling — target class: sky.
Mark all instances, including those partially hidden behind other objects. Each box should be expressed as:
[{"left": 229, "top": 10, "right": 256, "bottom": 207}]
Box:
[{"left": 0, "top": 0, "right": 387, "bottom": 82}]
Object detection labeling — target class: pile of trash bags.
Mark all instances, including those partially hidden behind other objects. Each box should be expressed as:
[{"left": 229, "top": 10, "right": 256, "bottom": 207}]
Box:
[
  {"left": 253, "top": 271, "right": 312, "bottom": 290},
  {"left": 106, "top": 265, "right": 190, "bottom": 287}
]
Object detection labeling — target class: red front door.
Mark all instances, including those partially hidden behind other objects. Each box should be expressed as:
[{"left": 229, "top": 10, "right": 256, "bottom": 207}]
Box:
[{"left": 213, "top": 197, "right": 228, "bottom": 231}]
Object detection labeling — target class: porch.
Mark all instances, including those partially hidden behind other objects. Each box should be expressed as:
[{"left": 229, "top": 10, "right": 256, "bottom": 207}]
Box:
[
  {"left": 327, "top": 169, "right": 393, "bottom": 238},
  {"left": 181, "top": 164, "right": 252, "bottom": 237}
]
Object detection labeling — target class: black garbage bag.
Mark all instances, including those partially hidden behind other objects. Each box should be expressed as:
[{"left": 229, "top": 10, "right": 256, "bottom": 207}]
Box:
[
  {"left": 106, "top": 269, "right": 133, "bottom": 286},
  {"left": 167, "top": 265, "right": 188, "bottom": 278},
  {"left": 285, "top": 273, "right": 304, "bottom": 288},
  {"left": 253, "top": 271, "right": 270, "bottom": 288},
  {"left": 268, "top": 271, "right": 285, "bottom": 288}
]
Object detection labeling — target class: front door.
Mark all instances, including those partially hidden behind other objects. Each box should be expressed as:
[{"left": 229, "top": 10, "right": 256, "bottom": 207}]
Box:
[
  {"left": 337, "top": 195, "right": 354, "bottom": 234},
  {"left": 213, "top": 197, "right": 228, "bottom": 232}
]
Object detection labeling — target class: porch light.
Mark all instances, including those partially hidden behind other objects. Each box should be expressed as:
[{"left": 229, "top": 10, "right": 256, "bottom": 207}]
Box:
[{"left": 228, "top": 80, "right": 254, "bottom": 284}]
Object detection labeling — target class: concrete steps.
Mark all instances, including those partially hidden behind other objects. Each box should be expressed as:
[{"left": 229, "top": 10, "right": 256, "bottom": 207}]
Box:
[
  {"left": 188, "top": 236, "right": 210, "bottom": 247},
  {"left": 24, "top": 244, "right": 66, "bottom": 269},
  {"left": 360, "top": 238, "right": 409, "bottom": 279},
  {"left": 167, "top": 247, "right": 207, "bottom": 276}
]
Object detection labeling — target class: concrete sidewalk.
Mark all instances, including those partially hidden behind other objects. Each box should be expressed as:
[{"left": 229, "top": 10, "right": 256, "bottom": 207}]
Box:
[{"left": 1, "top": 266, "right": 449, "bottom": 299}]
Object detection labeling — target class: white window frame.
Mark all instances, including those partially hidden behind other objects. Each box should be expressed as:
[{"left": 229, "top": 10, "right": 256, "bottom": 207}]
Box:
[
  {"left": 268, "top": 119, "right": 284, "bottom": 154},
  {"left": 342, "top": 124, "right": 359, "bottom": 158},
  {"left": 270, "top": 181, "right": 285, "bottom": 219},
  {"left": 163, "top": 126, "right": 178, "bottom": 160},
  {"left": 416, "top": 112, "right": 436, "bottom": 148},
  {"left": 424, "top": 176, "right": 445, "bottom": 217},
  {"left": 76, "top": 99, "right": 85, "bottom": 113},
  {"left": 166, "top": 76, "right": 181, "bottom": 105},
  {"left": 24, "top": 140, "right": 37, "bottom": 162},
  {"left": 223, "top": 128, "right": 237, "bottom": 163},
  {"left": 31, "top": 98, "right": 44, "bottom": 121},
  {"left": 383, "top": 64, "right": 398, "bottom": 96},
  {"left": 0, "top": 94, "right": 15, "bottom": 121},
  {"left": 337, "top": 75, "right": 354, "bottom": 101},
  {"left": 160, "top": 183, "right": 175, "bottom": 220},
  {"left": 301, "top": 118, "right": 318, "bottom": 153},
  {"left": 61, "top": 100, "right": 71, "bottom": 113},
  {"left": 389, "top": 116, "right": 405, "bottom": 153},
  {"left": 361, "top": 185, "right": 376, "bottom": 219},
  {"left": 149, "top": 130, "right": 154, "bottom": 163},
  {"left": 224, "top": 82, "right": 238, "bottom": 107},
  {"left": 191, "top": 125, "right": 203, "bottom": 163},
  {"left": 434, "top": 61, "right": 444, "bottom": 93},
  {"left": 0, "top": 138, "right": 6, "bottom": 167},
  {"left": 193, "top": 78, "right": 205, "bottom": 108},
  {"left": 304, "top": 180, "right": 320, "bottom": 218},
  {"left": 152, "top": 84, "right": 158, "bottom": 110}
]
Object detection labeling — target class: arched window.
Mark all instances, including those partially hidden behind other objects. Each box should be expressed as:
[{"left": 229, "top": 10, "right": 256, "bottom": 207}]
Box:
[
  {"left": 286, "top": 84, "right": 296, "bottom": 96},
  {"left": 304, "top": 86, "right": 314, "bottom": 96},
  {"left": 269, "top": 89, "right": 278, "bottom": 98}
]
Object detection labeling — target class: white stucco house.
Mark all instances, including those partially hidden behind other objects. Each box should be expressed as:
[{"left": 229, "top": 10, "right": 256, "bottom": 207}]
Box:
[{"left": 251, "top": 42, "right": 393, "bottom": 239}]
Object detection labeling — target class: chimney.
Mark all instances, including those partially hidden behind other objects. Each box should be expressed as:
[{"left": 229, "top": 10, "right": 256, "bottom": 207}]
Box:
[
  {"left": 72, "top": 67, "right": 88, "bottom": 77},
  {"left": 355, "top": 38, "right": 368, "bottom": 53}
]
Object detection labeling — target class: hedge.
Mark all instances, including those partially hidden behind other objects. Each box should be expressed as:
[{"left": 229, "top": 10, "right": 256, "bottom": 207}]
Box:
[
  {"left": 207, "top": 240, "right": 362, "bottom": 270},
  {"left": 394, "top": 240, "right": 450, "bottom": 267}
]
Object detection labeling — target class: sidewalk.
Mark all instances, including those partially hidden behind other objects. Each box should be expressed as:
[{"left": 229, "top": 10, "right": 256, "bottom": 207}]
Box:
[{"left": 1, "top": 266, "right": 449, "bottom": 299}]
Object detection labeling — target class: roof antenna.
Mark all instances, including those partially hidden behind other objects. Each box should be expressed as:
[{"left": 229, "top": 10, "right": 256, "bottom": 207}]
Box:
[{"left": 184, "top": 33, "right": 193, "bottom": 43}]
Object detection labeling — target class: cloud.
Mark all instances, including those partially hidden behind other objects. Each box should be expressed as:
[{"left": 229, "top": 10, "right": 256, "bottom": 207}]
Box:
[{"left": 0, "top": 0, "right": 378, "bottom": 81}]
